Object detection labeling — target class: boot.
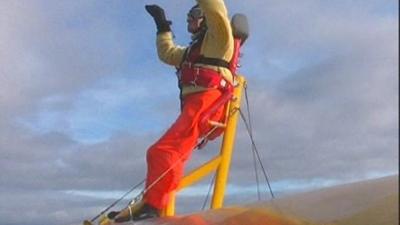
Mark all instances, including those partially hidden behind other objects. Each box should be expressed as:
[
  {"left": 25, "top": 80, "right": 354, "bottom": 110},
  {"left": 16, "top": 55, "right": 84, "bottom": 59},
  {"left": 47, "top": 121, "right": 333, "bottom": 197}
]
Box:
[
  {"left": 114, "top": 200, "right": 159, "bottom": 223},
  {"left": 131, "top": 203, "right": 160, "bottom": 221},
  {"left": 98, "top": 211, "right": 119, "bottom": 225}
]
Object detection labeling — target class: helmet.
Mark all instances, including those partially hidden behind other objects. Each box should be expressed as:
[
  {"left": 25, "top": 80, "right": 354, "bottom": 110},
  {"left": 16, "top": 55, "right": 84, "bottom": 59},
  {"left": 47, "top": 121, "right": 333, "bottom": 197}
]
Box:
[{"left": 187, "top": 4, "right": 207, "bottom": 36}]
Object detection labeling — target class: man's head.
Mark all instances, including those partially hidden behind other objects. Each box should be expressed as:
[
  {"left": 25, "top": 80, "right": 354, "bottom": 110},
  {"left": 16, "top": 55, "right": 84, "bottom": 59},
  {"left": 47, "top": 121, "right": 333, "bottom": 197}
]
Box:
[{"left": 187, "top": 5, "right": 206, "bottom": 34}]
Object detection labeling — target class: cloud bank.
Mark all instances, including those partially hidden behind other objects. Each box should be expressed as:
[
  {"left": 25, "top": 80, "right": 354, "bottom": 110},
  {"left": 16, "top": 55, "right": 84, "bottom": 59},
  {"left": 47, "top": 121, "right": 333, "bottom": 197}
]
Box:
[{"left": 0, "top": 1, "right": 397, "bottom": 225}]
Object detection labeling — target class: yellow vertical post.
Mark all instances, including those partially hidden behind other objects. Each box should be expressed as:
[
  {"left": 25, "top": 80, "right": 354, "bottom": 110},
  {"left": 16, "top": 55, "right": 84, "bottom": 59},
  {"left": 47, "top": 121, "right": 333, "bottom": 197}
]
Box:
[
  {"left": 163, "top": 191, "right": 176, "bottom": 216},
  {"left": 211, "top": 76, "right": 245, "bottom": 209}
]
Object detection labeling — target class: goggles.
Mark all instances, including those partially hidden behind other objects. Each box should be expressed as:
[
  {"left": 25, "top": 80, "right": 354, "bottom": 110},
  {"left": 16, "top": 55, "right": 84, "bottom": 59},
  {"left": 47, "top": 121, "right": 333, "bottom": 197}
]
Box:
[{"left": 187, "top": 7, "right": 204, "bottom": 20}]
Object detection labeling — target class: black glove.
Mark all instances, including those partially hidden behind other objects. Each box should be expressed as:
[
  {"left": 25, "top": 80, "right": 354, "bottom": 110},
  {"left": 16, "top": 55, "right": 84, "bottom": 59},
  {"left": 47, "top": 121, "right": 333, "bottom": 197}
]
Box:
[{"left": 145, "top": 5, "right": 171, "bottom": 33}]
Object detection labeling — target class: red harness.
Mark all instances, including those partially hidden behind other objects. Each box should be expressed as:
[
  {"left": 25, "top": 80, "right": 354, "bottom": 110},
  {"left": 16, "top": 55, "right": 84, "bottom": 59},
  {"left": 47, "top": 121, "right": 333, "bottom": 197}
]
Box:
[
  {"left": 178, "top": 37, "right": 233, "bottom": 92},
  {"left": 176, "top": 37, "right": 243, "bottom": 143}
]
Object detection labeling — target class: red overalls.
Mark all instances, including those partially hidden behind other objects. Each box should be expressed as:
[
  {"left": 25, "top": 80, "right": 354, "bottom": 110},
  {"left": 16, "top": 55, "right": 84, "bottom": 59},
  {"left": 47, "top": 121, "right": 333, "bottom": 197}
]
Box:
[{"left": 143, "top": 37, "right": 231, "bottom": 209}]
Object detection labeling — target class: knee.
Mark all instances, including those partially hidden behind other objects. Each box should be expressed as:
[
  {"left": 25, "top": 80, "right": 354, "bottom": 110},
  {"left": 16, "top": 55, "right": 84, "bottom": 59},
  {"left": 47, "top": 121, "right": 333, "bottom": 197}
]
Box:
[{"left": 146, "top": 145, "right": 158, "bottom": 163}]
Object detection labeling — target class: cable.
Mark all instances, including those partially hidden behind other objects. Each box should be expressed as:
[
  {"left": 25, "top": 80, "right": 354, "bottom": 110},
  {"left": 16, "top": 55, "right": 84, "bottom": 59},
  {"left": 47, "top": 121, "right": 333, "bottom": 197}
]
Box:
[
  {"left": 243, "top": 83, "right": 261, "bottom": 201},
  {"left": 88, "top": 179, "right": 145, "bottom": 222},
  {"left": 240, "top": 85, "right": 275, "bottom": 199},
  {"left": 201, "top": 173, "right": 216, "bottom": 211},
  {"left": 239, "top": 109, "right": 274, "bottom": 199},
  {"left": 252, "top": 143, "right": 261, "bottom": 200}
]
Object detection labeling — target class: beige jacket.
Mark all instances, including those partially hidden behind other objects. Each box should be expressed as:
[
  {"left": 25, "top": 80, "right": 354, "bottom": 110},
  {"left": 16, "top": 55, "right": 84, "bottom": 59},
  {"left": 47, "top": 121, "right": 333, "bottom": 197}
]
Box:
[{"left": 156, "top": 0, "right": 234, "bottom": 96}]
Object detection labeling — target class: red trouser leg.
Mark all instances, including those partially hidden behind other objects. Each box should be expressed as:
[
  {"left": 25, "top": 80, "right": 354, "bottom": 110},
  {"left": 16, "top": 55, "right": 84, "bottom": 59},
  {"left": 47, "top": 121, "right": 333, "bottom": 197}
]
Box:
[{"left": 143, "top": 89, "right": 225, "bottom": 209}]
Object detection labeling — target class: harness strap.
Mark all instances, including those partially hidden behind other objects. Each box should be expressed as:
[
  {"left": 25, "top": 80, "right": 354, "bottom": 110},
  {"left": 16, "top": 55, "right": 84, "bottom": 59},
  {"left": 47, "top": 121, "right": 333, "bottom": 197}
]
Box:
[
  {"left": 180, "top": 66, "right": 230, "bottom": 90},
  {"left": 176, "top": 47, "right": 190, "bottom": 111},
  {"left": 195, "top": 56, "right": 230, "bottom": 69}
]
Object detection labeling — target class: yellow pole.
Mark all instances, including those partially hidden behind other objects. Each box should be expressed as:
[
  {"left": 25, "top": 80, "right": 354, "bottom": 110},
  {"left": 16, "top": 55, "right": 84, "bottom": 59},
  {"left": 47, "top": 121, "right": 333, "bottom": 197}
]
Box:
[
  {"left": 211, "top": 76, "right": 245, "bottom": 209},
  {"left": 163, "top": 191, "right": 176, "bottom": 216}
]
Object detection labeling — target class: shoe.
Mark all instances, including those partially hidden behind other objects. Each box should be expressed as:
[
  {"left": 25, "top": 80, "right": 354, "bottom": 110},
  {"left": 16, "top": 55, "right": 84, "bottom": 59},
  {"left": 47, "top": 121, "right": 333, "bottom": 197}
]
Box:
[
  {"left": 107, "top": 211, "right": 119, "bottom": 219},
  {"left": 131, "top": 203, "right": 160, "bottom": 221},
  {"left": 98, "top": 211, "right": 118, "bottom": 225},
  {"left": 114, "top": 201, "right": 159, "bottom": 223}
]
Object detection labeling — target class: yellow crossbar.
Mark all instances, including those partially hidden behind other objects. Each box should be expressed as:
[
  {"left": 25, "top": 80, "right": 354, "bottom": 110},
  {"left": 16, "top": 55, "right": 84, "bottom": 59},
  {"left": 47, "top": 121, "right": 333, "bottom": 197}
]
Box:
[{"left": 178, "top": 156, "right": 222, "bottom": 190}]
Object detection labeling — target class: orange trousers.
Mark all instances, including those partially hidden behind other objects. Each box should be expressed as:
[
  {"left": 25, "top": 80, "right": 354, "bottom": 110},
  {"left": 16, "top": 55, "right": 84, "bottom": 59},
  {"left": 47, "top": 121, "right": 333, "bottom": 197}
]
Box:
[{"left": 143, "top": 89, "right": 225, "bottom": 209}]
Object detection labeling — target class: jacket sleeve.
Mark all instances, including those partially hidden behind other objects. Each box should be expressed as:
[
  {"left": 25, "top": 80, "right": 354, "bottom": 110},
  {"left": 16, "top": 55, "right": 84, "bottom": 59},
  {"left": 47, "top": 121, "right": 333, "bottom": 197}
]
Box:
[
  {"left": 196, "top": 0, "right": 233, "bottom": 61},
  {"left": 156, "top": 32, "right": 187, "bottom": 67}
]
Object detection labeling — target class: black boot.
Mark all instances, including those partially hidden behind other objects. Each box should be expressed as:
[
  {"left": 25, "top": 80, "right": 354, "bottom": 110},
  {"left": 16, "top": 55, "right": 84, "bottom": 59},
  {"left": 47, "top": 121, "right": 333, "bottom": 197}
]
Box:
[
  {"left": 131, "top": 203, "right": 160, "bottom": 221},
  {"left": 106, "top": 211, "right": 119, "bottom": 219},
  {"left": 114, "top": 202, "right": 159, "bottom": 223}
]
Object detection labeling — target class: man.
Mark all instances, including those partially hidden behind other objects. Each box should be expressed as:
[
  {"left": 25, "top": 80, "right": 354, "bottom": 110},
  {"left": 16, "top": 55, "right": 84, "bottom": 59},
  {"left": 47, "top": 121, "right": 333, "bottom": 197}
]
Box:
[{"left": 110, "top": 0, "right": 234, "bottom": 223}]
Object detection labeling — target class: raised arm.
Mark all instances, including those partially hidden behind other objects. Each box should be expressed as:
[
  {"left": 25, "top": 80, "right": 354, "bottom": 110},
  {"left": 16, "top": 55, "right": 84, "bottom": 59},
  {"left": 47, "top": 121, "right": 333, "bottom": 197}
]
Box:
[
  {"left": 156, "top": 33, "right": 186, "bottom": 67},
  {"left": 145, "top": 5, "right": 186, "bottom": 67},
  {"left": 196, "top": 0, "right": 233, "bottom": 61}
]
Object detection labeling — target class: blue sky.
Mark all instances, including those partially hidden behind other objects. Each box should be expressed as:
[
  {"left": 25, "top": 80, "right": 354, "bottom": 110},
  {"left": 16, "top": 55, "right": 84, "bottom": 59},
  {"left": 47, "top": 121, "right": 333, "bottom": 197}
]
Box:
[{"left": 0, "top": 1, "right": 398, "bottom": 225}]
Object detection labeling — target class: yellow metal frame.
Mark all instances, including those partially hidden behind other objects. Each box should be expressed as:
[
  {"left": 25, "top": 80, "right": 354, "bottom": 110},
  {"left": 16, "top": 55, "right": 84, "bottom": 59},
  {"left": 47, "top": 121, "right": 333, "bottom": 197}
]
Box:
[{"left": 163, "top": 75, "right": 246, "bottom": 216}]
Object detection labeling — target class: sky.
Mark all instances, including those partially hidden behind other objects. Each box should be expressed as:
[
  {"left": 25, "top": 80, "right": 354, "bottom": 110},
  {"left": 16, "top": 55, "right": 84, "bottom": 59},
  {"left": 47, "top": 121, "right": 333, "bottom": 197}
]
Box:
[{"left": 0, "top": 0, "right": 398, "bottom": 225}]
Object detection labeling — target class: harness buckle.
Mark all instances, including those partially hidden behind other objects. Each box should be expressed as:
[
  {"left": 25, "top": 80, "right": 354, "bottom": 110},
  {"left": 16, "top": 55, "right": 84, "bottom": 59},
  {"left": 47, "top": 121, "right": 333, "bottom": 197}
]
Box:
[
  {"left": 220, "top": 79, "right": 227, "bottom": 88},
  {"left": 189, "top": 67, "right": 200, "bottom": 87}
]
